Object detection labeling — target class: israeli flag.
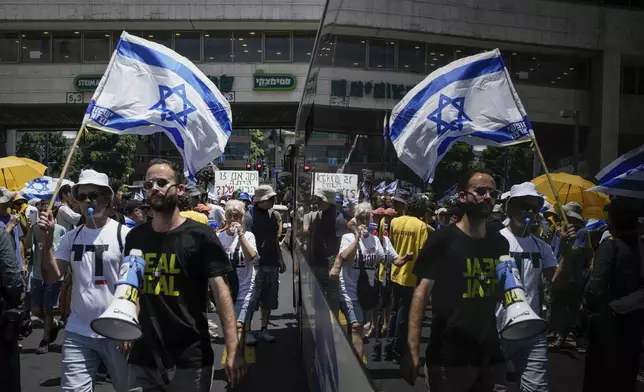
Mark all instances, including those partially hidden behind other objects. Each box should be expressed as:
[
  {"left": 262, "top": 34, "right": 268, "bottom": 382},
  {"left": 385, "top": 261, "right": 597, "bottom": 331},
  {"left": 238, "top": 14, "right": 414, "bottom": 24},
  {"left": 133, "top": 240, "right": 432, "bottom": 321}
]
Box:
[
  {"left": 21, "top": 176, "right": 74, "bottom": 200},
  {"left": 438, "top": 183, "right": 458, "bottom": 205},
  {"left": 374, "top": 181, "right": 386, "bottom": 195},
  {"left": 588, "top": 145, "right": 644, "bottom": 199},
  {"left": 384, "top": 180, "right": 398, "bottom": 195},
  {"left": 389, "top": 49, "right": 532, "bottom": 183},
  {"left": 83, "top": 31, "right": 232, "bottom": 182}
]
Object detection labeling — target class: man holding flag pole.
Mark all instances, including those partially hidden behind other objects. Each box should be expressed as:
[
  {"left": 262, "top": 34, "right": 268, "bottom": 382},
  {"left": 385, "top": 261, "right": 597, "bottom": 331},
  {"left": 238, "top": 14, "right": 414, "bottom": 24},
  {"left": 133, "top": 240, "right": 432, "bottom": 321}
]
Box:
[
  {"left": 393, "top": 48, "right": 576, "bottom": 390},
  {"left": 41, "top": 30, "right": 245, "bottom": 391}
]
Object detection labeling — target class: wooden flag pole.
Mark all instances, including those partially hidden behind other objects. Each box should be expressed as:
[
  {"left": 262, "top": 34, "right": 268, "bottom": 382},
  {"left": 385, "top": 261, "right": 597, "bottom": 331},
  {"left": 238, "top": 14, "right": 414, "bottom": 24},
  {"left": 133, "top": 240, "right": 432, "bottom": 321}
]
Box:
[
  {"left": 531, "top": 135, "right": 569, "bottom": 225},
  {"left": 46, "top": 124, "right": 86, "bottom": 213}
]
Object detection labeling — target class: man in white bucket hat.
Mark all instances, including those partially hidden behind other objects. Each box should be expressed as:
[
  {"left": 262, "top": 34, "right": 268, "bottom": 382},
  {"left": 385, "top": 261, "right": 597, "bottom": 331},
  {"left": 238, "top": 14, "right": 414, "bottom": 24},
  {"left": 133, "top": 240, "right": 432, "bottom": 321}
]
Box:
[{"left": 39, "top": 169, "right": 130, "bottom": 391}]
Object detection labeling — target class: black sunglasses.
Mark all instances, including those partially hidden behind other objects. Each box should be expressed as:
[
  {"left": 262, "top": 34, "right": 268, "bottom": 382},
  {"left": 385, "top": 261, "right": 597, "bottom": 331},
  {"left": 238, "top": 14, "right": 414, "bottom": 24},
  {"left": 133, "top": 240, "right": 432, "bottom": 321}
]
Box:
[
  {"left": 517, "top": 202, "right": 541, "bottom": 213},
  {"left": 471, "top": 187, "right": 500, "bottom": 199},
  {"left": 76, "top": 191, "right": 101, "bottom": 202},
  {"left": 143, "top": 178, "right": 173, "bottom": 190}
]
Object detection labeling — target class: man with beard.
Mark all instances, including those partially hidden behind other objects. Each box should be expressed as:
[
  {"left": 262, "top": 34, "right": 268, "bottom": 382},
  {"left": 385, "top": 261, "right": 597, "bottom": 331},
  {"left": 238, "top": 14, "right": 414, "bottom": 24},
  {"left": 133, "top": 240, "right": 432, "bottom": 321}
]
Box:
[
  {"left": 402, "top": 170, "right": 509, "bottom": 391},
  {"left": 39, "top": 169, "right": 130, "bottom": 391},
  {"left": 122, "top": 159, "right": 246, "bottom": 391}
]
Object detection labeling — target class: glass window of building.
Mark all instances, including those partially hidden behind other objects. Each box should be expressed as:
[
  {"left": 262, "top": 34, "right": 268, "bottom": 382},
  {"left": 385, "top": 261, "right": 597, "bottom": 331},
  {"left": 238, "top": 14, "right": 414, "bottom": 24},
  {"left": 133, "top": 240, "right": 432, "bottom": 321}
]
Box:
[
  {"left": 224, "top": 141, "right": 250, "bottom": 161},
  {"left": 233, "top": 31, "right": 261, "bottom": 62},
  {"left": 398, "top": 41, "right": 425, "bottom": 73},
  {"left": 112, "top": 31, "right": 125, "bottom": 51},
  {"left": 264, "top": 32, "right": 291, "bottom": 62},
  {"left": 333, "top": 36, "right": 366, "bottom": 68},
  {"left": 424, "top": 44, "right": 453, "bottom": 73},
  {"left": 204, "top": 31, "right": 233, "bottom": 62},
  {"left": 316, "top": 35, "right": 335, "bottom": 66},
  {"left": 84, "top": 32, "right": 111, "bottom": 62},
  {"left": 174, "top": 31, "right": 201, "bottom": 62},
  {"left": 53, "top": 31, "right": 81, "bottom": 63},
  {"left": 138, "top": 31, "right": 173, "bottom": 49},
  {"left": 21, "top": 31, "right": 51, "bottom": 63},
  {"left": 0, "top": 32, "right": 19, "bottom": 63},
  {"left": 293, "top": 32, "right": 315, "bottom": 63},
  {"left": 510, "top": 52, "right": 589, "bottom": 89},
  {"left": 368, "top": 39, "right": 396, "bottom": 69},
  {"left": 621, "top": 66, "right": 637, "bottom": 94}
]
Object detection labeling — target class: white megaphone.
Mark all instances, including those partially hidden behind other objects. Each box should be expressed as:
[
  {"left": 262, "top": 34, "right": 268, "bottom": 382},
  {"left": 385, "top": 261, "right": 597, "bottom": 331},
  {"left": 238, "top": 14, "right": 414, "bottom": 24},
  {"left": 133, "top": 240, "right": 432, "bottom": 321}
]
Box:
[
  {"left": 496, "top": 255, "right": 547, "bottom": 340},
  {"left": 91, "top": 249, "right": 146, "bottom": 341}
]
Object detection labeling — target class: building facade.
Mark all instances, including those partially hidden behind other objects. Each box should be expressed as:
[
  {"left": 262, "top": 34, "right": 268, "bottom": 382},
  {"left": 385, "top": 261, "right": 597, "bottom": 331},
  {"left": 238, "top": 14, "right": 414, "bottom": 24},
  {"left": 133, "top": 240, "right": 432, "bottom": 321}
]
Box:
[{"left": 0, "top": 0, "right": 642, "bottom": 180}]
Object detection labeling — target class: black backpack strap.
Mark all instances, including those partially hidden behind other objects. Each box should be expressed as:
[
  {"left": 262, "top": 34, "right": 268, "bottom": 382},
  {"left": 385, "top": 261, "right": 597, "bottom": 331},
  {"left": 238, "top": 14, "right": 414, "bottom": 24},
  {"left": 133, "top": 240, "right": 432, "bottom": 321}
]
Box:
[{"left": 117, "top": 222, "right": 124, "bottom": 254}]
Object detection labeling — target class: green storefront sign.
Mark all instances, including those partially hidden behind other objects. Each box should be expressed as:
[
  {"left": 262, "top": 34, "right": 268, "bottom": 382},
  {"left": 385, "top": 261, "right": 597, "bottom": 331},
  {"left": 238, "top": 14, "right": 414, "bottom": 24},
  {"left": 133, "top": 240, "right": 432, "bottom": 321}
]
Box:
[
  {"left": 74, "top": 75, "right": 103, "bottom": 92},
  {"left": 253, "top": 74, "right": 296, "bottom": 91}
]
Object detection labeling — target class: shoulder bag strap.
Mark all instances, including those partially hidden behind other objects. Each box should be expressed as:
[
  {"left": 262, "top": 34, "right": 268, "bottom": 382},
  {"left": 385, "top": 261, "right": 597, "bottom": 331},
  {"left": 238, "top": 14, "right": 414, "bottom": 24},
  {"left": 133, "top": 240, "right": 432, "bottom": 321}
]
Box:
[{"left": 117, "top": 222, "right": 124, "bottom": 254}]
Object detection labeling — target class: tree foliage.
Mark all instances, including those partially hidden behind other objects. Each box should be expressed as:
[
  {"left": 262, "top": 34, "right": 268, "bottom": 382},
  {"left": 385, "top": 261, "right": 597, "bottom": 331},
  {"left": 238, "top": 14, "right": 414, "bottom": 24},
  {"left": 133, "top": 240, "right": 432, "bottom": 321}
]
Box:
[
  {"left": 249, "top": 129, "right": 265, "bottom": 163},
  {"left": 74, "top": 128, "right": 138, "bottom": 183},
  {"left": 431, "top": 142, "right": 477, "bottom": 198},
  {"left": 16, "top": 131, "right": 82, "bottom": 178},
  {"left": 480, "top": 145, "right": 534, "bottom": 192}
]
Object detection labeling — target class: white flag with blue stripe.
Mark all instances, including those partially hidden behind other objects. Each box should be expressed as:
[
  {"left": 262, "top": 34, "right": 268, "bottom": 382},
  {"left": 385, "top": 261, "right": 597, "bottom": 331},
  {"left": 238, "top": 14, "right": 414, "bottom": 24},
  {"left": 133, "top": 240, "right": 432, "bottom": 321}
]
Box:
[
  {"left": 21, "top": 176, "right": 74, "bottom": 200},
  {"left": 389, "top": 49, "right": 532, "bottom": 183},
  {"left": 83, "top": 31, "right": 232, "bottom": 182},
  {"left": 588, "top": 145, "right": 644, "bottom": 199}
]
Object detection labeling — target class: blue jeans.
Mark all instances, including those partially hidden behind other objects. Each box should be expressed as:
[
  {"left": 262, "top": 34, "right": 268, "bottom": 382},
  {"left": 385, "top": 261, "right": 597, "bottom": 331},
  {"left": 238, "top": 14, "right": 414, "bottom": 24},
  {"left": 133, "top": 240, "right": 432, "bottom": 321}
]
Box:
[
  {"left": 385, "top": 284, "right": 414, "bottom": 355},
  {"left": 61, "top": 331, "right": 129, "bottom": 392},
  {"left": 497, "top": 333, "right": 549, "bottom": 392}
]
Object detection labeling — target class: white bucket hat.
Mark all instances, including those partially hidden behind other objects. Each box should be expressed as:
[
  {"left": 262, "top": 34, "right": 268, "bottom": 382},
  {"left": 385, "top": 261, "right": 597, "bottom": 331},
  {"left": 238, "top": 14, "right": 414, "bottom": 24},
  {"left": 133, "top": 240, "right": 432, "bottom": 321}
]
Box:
[
  {"left": 253, "top": 184, "right": 277, "bottom": 203},
  {"left": 72, "top": 169, "right": 114, "bottom": 200},
  {"left": 506, "top": 182, "right": 545, "bottom": 209},
  {"left": 314, "top": 188, "right": 337, "bottom": 204},
  {"left": 0, "top": 187, "right": 16, "bottom": 204}
]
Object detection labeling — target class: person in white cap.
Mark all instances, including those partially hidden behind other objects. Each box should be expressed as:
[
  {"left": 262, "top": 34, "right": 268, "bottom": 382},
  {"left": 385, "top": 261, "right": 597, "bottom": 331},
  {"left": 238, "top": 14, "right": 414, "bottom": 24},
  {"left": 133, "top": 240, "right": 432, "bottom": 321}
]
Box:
[
  {"left": 494, "top": 182, "right": 559, "bottom": 392},
  {"left": 39, "top": 169, "right": 130, "bottom": 392}
]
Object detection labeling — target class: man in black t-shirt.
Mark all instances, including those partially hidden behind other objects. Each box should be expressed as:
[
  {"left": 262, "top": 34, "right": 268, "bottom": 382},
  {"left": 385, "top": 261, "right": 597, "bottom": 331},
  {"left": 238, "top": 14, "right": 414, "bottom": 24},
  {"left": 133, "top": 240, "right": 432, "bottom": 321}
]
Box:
[
  {"left": 402, "top": 170, "right": 509, "bottom": 391},
  {"left": 122, "top": 159, "right": 246, "bottom": 391}
]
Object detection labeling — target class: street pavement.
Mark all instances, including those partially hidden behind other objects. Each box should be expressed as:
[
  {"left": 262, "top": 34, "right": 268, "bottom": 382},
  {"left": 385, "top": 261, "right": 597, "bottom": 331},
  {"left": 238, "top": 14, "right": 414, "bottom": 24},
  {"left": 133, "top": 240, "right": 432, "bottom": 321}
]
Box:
[{"left": 19, "top": 248, "right": 309, "bottom": 392}]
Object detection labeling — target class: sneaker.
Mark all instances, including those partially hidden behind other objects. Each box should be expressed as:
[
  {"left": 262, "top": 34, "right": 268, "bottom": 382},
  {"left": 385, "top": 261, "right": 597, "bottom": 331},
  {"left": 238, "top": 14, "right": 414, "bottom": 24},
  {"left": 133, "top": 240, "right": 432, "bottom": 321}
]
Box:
[
  {"left": 207, "top": 301, "right": 216, "bottom": 312},
  {"left": 258, "top": 328, "right": 276, "bottom": 343},
  {"left": 36, "top": 340, "right": 49, "bottom": 355},
  {"left": 208, "top": 320, "right": 219, "bottom": 339},
  {"left": 371, "top": 345, "right": 382, "bottom": 362},
  {"left": 245, "top": 331, "right": 258, "bottom": 346}
]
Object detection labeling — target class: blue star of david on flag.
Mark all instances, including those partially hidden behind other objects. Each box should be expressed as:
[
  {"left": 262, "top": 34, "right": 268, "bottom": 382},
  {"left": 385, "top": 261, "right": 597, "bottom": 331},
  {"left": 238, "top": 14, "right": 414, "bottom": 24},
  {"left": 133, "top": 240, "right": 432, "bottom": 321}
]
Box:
[
  {"left": 427, "top": 94, "right": 472, "bottom": 136},
  {"left": 149, "top": 84, "right": 197, "bottom": 127},
  {"left": 27, "top": 179, "right": 49, "bottom": 193}
]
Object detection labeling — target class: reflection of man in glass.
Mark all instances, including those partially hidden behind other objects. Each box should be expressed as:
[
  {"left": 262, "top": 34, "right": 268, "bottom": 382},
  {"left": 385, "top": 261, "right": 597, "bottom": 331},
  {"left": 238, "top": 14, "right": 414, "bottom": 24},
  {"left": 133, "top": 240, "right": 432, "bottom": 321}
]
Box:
[{"left": 305, "top": 188, "right": 342, "bottom": 313}]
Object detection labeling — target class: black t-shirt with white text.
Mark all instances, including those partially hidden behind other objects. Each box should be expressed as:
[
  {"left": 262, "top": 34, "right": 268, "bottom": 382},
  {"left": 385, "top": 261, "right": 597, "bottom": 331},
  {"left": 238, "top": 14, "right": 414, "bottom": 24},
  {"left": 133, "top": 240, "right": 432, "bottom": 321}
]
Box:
[
  {"left": 124, "top": 219, "right": 232, "bottom": 369},
  {"left": 414, "top": 224, "right": 509, "bottom": 366}
]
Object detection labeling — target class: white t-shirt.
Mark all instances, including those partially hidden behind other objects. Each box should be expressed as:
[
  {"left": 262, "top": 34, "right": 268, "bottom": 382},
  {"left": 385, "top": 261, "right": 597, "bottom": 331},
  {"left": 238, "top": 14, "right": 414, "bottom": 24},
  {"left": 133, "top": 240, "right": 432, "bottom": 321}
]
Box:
[
  {"left": 56, "top": 204, "right": 81, "bottom": 231},
  {"left": 496, "top": 227, "right": 557, "bottom": 332},
  {"left": 217, "top": 231, "right": 257, "bottom": 301},
  {"left": 54, "top": 219, "right": 130, "bottom": 338},
  {"left": 209, "top": 204, "right": 226, "bottom": 228},
  {"left": 339, "top": 233, "right": 395, "bottom": 303}
]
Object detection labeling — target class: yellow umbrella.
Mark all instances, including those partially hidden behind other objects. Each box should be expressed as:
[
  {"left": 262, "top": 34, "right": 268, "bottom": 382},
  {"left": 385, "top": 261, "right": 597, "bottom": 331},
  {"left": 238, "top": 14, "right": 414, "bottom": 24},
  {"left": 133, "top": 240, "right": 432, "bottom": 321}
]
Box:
[
  {"left": 0, "top": 156, "right": 47, "bottom": 191},
  {"left": 531, "top": 172, "right": 609, "bottom": 220}
]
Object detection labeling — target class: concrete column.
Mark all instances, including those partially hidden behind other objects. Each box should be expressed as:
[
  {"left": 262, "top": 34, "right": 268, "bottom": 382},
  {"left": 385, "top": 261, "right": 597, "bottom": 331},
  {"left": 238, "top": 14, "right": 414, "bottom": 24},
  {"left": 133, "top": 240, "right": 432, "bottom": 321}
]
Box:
[
  {"left": 600, "top": 51, "right": 621, "bottom": 168},
  {"left": 5, "top": 129, "right": 16, "bottom": 156}
]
